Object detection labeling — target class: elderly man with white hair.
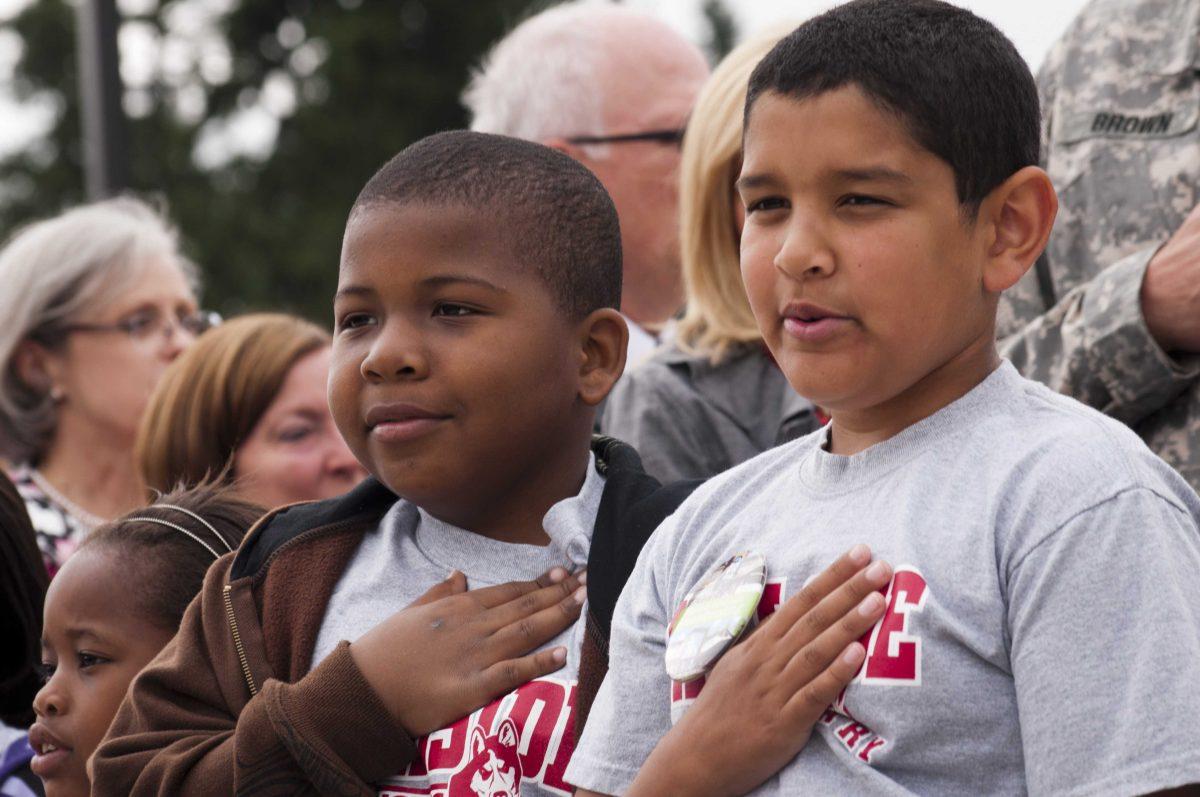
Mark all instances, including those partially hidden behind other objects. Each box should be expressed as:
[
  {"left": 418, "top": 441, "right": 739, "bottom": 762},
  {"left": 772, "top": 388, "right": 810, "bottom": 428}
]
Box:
[{"left": 463, "top": 2, "right": 710, "bottom": 367}]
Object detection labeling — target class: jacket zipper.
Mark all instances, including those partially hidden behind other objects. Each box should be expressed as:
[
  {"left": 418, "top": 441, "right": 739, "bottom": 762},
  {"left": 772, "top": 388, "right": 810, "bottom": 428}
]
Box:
[
  {"left": 223, "top": 584, "right": 259, "bottom": 696},
  {"left": 219, "top": 514, "right": 374, "bottom": 699}
]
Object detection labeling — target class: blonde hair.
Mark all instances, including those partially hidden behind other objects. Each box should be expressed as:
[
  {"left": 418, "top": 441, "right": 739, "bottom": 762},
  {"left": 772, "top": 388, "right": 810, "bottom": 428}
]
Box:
[
  {"left": 674, "top": 32, "right": 785, "bottom": 363},
  {"left": 135, "top": 313, "right": 329, "bottom": 495},
  {"left": 0, "top": 197, "right": 195, "bottom": 464}
]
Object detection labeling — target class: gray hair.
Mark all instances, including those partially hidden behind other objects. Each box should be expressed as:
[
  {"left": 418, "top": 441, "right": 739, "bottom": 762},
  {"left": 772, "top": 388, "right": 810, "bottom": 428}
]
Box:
[
  {"left": 0, "top": 197, "right": 197, "bottom": 464},
  {"left": 462, "top": 1, "right": 629, "bottom": 148}
]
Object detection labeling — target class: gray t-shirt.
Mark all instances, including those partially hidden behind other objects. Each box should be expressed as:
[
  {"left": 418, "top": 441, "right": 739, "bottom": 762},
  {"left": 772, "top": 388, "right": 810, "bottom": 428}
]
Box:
[
  {"left": 568, "top": 362, "right": 1200, "bottom": 796},
  {"left": 313, "top": 454, "right": 605, "bottom": 797}
]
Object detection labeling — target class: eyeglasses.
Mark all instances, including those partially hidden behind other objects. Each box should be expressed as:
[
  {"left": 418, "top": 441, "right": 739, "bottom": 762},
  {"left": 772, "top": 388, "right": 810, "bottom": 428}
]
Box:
[
  {"left": 62, "top": 309, "right": 222, "bottom": 342},
  {"left": 566, "top": 128, "right": 687, "bottom": 148}
]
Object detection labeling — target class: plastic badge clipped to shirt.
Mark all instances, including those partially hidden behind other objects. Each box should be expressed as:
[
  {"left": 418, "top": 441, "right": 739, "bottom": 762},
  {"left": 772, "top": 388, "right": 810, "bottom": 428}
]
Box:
[{"left": 664, "top": 551, "right": 767, "bottom": 682}]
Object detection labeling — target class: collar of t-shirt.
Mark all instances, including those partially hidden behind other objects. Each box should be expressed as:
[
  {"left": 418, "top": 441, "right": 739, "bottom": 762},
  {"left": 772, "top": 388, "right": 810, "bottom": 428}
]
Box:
[
  {"left": 803, "top": 361, "right": 1015, "bottom": 494},
  {"left": 410, "top": 452, "right": 605, "bottom": 585}
]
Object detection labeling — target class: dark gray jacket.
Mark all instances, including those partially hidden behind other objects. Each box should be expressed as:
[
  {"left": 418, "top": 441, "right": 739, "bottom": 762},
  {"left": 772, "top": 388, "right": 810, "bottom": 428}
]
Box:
[{"left": 601, "top": 342, "right": 818, "bottom": 483}]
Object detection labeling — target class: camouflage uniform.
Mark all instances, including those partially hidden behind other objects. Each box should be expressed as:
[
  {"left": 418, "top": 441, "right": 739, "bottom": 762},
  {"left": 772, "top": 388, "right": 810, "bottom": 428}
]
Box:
[{"left": 998, "top": 0, "right": 1200, "bottom": 488}]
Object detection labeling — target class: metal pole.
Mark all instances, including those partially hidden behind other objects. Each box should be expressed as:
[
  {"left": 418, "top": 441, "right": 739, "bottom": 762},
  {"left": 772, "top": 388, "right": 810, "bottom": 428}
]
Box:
[{"left": 75, "top": 0, "right": 127, "bottom": 199}]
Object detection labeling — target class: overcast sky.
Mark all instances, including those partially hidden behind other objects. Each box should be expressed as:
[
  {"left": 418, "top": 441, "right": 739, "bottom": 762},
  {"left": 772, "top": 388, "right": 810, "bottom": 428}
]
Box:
[
  {"left": 0, "top": 0, "right": 1091, "bottom": 160},
  {"left": 628, "top": 0, "right": 1090, "bottom": 71}
]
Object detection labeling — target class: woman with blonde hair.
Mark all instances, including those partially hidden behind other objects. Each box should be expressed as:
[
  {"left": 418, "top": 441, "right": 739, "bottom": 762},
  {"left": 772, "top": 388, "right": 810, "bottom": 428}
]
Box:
[
  {"left": 0, "top": 197, "right": 210, "bottom": 574},
  {"left": 137, "top": 313, "right": 365, "bottom": 510},
  {"left": 601, "top": 31, "right": 820, "bottom": 483}
]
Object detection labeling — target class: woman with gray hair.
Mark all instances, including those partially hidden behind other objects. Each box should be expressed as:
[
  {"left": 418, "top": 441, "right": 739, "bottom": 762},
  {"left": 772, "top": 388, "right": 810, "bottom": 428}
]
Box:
[{"left": 0, "top": 197, "right": 212, "bottom": 575}]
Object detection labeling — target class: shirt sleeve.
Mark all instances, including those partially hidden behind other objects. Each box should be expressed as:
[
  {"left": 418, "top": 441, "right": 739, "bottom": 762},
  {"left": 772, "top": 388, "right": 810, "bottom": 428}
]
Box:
[
  {"left": 1006, "top": 486, "right": 1200, "bottom": 796},
  {"left": 566, "top": 521, "right": 677, "bottom": 794}
]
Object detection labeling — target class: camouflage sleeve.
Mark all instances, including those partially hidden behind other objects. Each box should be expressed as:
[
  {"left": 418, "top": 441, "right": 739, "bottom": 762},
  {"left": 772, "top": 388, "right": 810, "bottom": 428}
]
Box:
[
  {"left": 1000, "top": 244, "right": 1200, "bottom": 426},
  {"left": 996, "top": 22, "right": 1200, "bottom": 426}
]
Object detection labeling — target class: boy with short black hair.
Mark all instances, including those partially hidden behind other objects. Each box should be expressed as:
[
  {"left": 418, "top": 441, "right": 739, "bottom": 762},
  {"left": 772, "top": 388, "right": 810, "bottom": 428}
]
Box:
[
  {"left": 93, "top": 131, "right": 888, "bottom": 796},
  {"left": 90, "top": 131, "right": 633, "bottom": 795},
  {"left": 569, "top": 1, "right": 1200, "bottom": 794}
]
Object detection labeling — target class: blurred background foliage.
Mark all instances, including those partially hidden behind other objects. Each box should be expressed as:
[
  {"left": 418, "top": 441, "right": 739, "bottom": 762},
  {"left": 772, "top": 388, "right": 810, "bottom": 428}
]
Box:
[{"left": 0, "top": 0, "right": 735, "bottom": 322}]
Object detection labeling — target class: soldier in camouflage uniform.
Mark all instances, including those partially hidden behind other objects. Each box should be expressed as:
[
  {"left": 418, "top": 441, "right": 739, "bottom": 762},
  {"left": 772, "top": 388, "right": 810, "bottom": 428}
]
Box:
[{"left": 999, "top": 0, "right": 1200, "bottom": 488}]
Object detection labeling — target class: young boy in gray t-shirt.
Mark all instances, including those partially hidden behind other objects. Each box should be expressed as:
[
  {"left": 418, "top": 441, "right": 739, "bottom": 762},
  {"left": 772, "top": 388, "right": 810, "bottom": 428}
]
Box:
[{"left": 568, "top": 2, "right": 1200, "bottom": 795}]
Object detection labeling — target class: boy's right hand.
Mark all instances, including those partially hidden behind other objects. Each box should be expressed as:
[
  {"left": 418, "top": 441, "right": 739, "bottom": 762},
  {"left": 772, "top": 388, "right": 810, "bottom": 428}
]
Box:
[
  {"left": 623, "top": 545, "right": 891, "bottom": 797},
  {"left": 350, "top": 568, "right": 586, "bottom": 736}
]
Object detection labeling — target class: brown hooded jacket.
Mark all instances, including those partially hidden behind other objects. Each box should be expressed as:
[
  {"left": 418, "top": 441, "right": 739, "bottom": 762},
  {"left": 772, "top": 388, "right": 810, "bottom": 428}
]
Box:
[{"left": 89, "top": 438, "right": 696, "bottom": 796}]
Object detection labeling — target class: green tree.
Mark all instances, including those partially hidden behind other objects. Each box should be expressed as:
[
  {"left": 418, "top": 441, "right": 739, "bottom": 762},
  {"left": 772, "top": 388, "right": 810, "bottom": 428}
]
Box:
[
  {"left": 0, "top": 0, "right": 545, "bottom": 322},
  {"left": 701, "top": 0, "right": 737, "bottom": 62}
]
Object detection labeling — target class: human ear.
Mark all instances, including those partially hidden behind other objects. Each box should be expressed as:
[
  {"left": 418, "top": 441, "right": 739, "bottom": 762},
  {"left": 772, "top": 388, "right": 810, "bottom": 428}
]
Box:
[
  {"left": 576, "top": 308, "right": 628, "bottom": 406},
  {"left": 981, "top": 166, "right": 1058, "bottom": 293},
  {"left": 12, "top": 339, "right": 59, "bottom": 396}
]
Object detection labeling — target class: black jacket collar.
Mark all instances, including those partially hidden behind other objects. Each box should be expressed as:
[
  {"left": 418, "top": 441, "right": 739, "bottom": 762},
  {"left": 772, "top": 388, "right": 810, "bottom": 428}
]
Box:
[
  {"left": 230, "top": 436, "right": 672, "bottom": 583},
  {"left": 231, "top": 475, "right": 396, "bottom": 581}
]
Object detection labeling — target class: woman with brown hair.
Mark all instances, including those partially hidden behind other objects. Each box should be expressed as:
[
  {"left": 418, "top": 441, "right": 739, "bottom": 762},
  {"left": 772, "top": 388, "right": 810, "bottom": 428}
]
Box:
[
  {"left": 136, "top": 313, "right": 365, "bottom": 509},
  {"left": 601, "top": 31, "right": 822, "bottom": 483}
]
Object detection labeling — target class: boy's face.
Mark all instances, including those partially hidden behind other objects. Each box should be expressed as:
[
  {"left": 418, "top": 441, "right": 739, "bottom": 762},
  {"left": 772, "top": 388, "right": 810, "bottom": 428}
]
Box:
[
  {"left": 738, "top": 87, "right": 997, "bottom": 414},
  {"left": 330, "top": 203, "right": 588, "bottom": 525}
]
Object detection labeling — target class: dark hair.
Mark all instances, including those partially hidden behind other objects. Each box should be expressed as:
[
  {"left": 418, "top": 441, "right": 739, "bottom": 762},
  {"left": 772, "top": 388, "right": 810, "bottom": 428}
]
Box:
[
  {"left": 352, "top": 130, "right": 622, "bottom": 319},
  {"left": 0, "top": 469, "right": 47, "bottom": 728},
  {"left": 746, "top": 0, "right": 1040, "bottom": 212},
  {"left": 81, "top": 484, "right": 264, "bottom": 632}
]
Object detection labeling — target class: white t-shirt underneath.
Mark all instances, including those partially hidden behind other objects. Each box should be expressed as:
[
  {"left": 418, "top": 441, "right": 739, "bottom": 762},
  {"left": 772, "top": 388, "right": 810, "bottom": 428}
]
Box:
[{"left": 313, "top": 454, "right": 605, "bottom": 797}]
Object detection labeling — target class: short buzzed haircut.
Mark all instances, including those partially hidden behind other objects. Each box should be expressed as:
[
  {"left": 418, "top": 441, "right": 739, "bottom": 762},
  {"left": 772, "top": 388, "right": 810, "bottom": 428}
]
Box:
[
  {"left": 352, "top": 131, "right": 622, "bottom": 319},
  {"left": 747, "top": 0, "right": 1039, "bottom": 213}
]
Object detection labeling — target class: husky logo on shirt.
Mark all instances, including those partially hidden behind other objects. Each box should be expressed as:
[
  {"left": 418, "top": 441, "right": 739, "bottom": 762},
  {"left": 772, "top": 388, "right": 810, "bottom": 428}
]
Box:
[
  {"left": 380, "top": 677, "right": 576, "bottom": 797},
  {"left": 446, "top": 718, "right": 522, "bottom": 796},
  {"left": 668, "top": 567, "right": 930, "bottom": 766}
]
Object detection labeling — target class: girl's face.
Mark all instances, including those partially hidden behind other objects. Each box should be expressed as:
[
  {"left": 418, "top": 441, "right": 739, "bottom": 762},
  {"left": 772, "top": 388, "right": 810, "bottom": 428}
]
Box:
[{"left": 30, "top": 548, "right": 173, "bottom": 797}]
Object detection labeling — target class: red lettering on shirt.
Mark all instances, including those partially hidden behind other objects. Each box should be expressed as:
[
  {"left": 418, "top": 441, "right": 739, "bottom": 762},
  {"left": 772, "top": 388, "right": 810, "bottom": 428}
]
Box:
[
  {"left": 831, "top": 687, "right": 863, "bottom": 724},
  {"left": 504, "top": 679, "right": 565, "bottom": 778},
  {"left": 858, "top": 736, "right": 887, "bottom": 763},
  {"left": 830, "top": 716, "right": 888, "bottom": 764},
  {"left": 757, "top": 579, "right": 786, "bottom": 621},
  {"left": 860, "top": 568, "right": 928, "bottom": 684},
  {"left": 414, "top": 716, "right": 473, "bottom": 776},
  {"left": 836, "top": 721, "right": 872, "bottom": 749},
  {"left": 383, "top": 678, "right": 575, "bottom": 796},
  {"left": 540, "top": 686, "right": 577, "bottom": 792},
  {"left": 670, "top": 675, "right": 706, "bottom": 703}
]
